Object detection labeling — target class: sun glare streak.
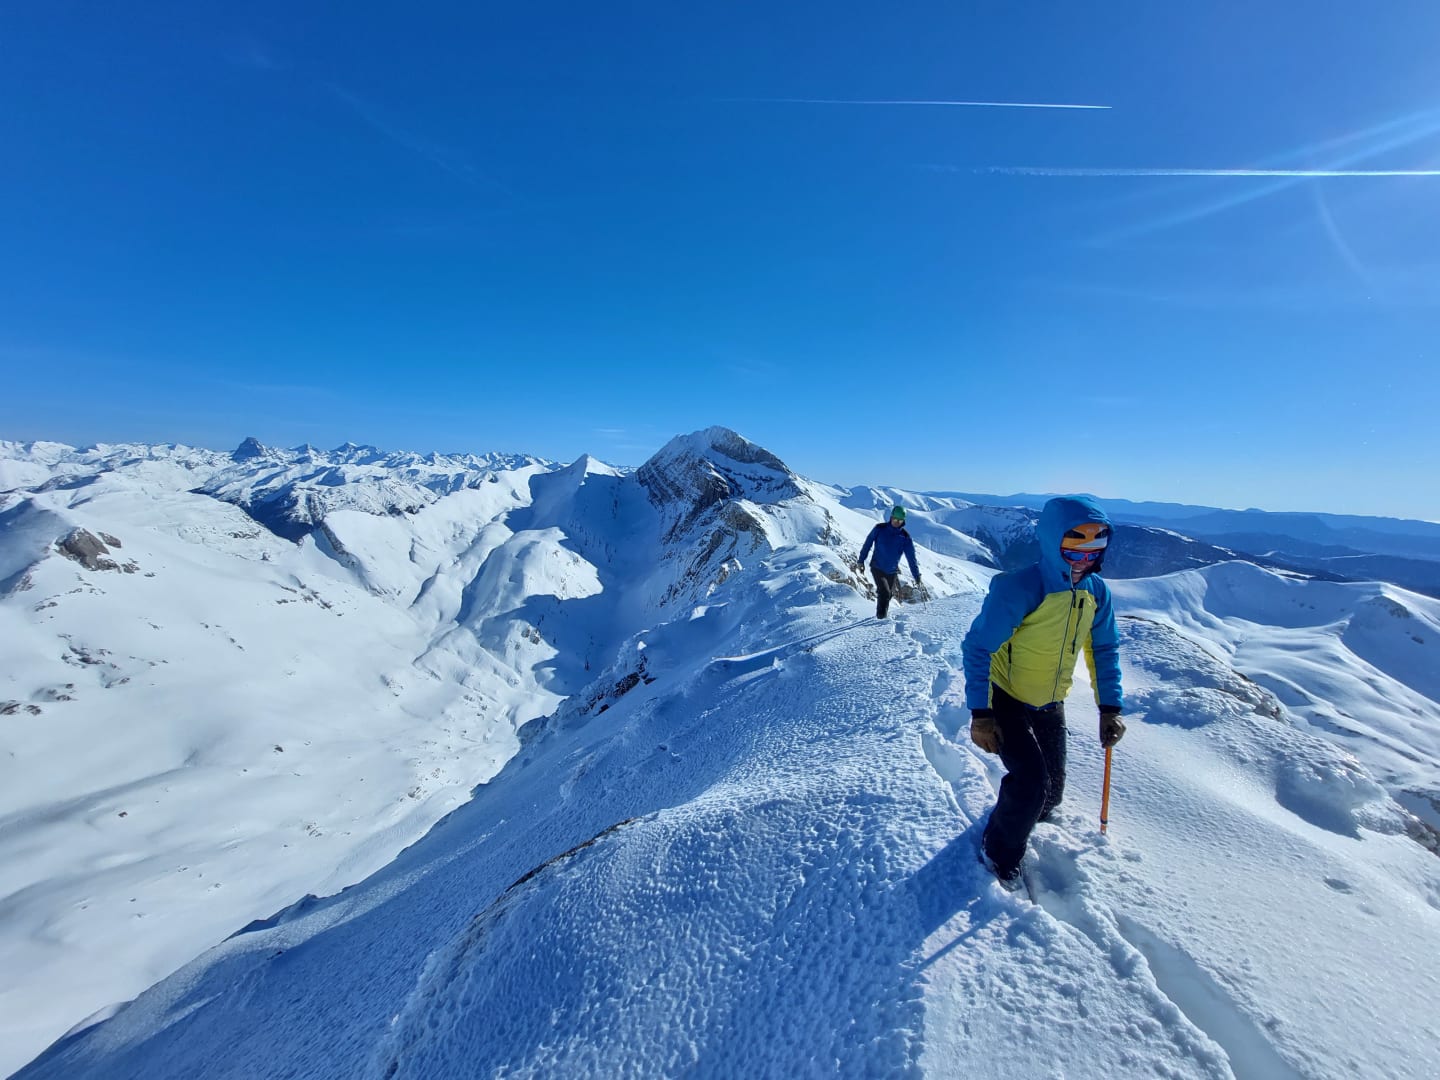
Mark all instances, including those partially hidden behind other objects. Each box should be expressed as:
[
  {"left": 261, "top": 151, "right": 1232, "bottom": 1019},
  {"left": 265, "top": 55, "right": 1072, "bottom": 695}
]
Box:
[
  {"left": 1104, "top": 107, "right": 1440, "bottom": 238},
  {"left": 1312, "top": 183, "right": 1381, "bottom": 297},
  {"left": 963, "top": 107, "right": 1440, "bottom": 241}
]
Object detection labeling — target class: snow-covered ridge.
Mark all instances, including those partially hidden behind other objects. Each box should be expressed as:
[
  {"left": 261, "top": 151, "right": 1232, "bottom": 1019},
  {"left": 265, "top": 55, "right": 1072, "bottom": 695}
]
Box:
[{"left": 0, "top": 426, "right": 981, "bottom": 1073}]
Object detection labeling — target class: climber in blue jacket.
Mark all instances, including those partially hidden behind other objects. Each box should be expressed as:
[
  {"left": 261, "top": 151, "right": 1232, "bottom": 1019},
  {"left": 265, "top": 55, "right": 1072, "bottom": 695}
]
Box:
[{"left": 858, "top": 506, "right": 921, "bottom": 619}]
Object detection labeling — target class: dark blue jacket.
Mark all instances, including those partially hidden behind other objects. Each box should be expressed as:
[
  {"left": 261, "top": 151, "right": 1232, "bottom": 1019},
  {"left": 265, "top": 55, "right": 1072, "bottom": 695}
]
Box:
[{"left": 860, "top": 522, "right": 920, "bottom": 578}]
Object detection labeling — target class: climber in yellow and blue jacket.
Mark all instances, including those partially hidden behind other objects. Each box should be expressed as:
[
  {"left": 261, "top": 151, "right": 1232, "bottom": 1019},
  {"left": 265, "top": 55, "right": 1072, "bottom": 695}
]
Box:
[{"left": 962, "top": 494, "right": 1126, "bottom": 889}]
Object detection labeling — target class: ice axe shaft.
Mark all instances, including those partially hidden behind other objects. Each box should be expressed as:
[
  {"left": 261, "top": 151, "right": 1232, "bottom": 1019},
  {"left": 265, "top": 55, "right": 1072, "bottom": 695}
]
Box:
[{"left": 1100, "top": 745, "right": 1113, "bottom": 834}]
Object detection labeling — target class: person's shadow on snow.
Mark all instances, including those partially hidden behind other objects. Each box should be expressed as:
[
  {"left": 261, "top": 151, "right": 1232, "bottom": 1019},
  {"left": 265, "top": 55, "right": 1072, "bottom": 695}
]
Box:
[{"left": 902, "top": 821, "right": 999, "bottom": 969}]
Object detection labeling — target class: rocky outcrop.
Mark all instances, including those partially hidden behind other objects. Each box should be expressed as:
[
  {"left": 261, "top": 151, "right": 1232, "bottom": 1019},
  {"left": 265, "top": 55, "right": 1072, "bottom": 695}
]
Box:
[
  {"left": 634, "top": 428, "right": 808, "bottom": 607},
  {"left": 637, "top": 427, "right": 802, "bottom": 542},
  {"left": 55, "top": 529, "right": 137, "bottom": 573}
]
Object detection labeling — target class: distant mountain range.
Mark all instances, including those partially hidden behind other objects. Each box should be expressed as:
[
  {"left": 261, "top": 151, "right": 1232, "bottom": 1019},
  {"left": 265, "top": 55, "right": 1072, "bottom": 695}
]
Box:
[{"left": 929, "top": 490, "right": 1440, "bottom": 598}]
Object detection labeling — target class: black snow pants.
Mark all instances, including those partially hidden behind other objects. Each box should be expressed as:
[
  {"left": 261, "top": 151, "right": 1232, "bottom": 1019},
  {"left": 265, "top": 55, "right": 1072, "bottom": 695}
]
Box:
[
  {"left": 981, "top": 685, "right": 1068, "bottom": 877},
  {"left": 870, "top": 565, "right": 899, "bottom": 618}
]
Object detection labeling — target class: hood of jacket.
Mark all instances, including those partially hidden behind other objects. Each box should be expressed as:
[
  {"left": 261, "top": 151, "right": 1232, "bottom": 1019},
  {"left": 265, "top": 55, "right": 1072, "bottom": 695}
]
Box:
[{"left": 1036, "top": 494, "right": 1111, "bottom": 591}]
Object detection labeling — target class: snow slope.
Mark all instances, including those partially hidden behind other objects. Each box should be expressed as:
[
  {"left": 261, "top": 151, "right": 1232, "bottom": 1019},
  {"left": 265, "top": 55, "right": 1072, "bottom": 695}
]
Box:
[
  {"left": 0, "top": 453, "right": 540, "bottom": 1073},
  {"left": 15, "top": 578, "right": 1440, "bottom": 1079},
  {"left": 1, "top": 430, "right": 979, "bottom": 1074},
  {"left": 1112, "top": 564, "right": 1440, "bottom": 834}
]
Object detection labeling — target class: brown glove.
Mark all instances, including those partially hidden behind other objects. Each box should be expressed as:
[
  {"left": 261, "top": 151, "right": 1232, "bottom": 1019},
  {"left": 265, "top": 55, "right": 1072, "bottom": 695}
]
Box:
[
  {"left": 970, "top": 710, "right": 1001, "bottom": 754},
  {"left": 1100, "top": 708, "right": 1126, "bottom": 748}
]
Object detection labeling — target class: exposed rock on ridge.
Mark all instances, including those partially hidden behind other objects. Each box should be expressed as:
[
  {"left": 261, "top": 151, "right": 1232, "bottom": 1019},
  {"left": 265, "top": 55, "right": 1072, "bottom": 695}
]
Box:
[
  {"left": 637, "top": 426, "right": 802, "bottom": 541},
  {"left": 635, "top": 427, "right": 809, "bottom": 606}
]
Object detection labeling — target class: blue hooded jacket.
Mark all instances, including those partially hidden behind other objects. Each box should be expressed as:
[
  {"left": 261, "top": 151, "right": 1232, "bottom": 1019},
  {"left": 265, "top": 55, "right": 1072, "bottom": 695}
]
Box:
[
  {"left": 961, "top": 495, "right": 1123, "bottom": 712},
  {"left": 860, "top": 521, "right": 920, "bottom": 578}
]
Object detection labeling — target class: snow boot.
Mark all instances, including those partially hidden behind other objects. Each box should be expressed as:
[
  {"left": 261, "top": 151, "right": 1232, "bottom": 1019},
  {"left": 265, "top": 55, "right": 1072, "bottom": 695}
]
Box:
[{"left": 979, "top": 849, "right": 1023, "bottom": 893}]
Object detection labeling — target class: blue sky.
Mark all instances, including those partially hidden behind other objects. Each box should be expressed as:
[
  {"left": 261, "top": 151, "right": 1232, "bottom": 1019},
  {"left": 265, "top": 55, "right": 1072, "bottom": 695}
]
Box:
[{"left": 4, "top": 2, "right": 1439, "bottom": 519}]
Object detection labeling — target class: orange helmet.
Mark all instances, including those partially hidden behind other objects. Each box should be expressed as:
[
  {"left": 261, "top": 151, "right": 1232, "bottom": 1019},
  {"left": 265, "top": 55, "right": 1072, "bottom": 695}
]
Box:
[{"left": 1061, "top": 522, "right": 1111, "bottom": 553}]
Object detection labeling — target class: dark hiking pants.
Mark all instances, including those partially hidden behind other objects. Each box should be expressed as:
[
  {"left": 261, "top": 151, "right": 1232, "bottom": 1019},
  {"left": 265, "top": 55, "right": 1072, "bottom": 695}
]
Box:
[
  {"left": 870, "top": 565, "right": 899, "bottom": 618},
  {"left": 981, "top": 685, "right": 1068, "bottom": 877}
]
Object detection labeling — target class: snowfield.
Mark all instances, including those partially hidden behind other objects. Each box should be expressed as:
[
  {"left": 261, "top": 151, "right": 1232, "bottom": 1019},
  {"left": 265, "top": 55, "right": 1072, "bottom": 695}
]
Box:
[{"left": 2, "top": 432, "right": 1439, "bottom": 1078}]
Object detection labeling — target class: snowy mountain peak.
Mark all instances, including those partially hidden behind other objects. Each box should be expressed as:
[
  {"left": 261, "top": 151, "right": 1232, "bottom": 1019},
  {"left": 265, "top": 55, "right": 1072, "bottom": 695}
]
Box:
[
  {"left": 636, "top": 427, "right": 803, "bottom": 539},
  {"left": 331, "top": 441, "right": 379, "bottom": 455},
  {"left": 230, "top": 436, "right": 270, "bottom": 462},
  {"left": 655, "top": 426, "right": 792, "bottom": 477},
  {"left": 565, "top": 453, "right": 621, "bottom": 479},
  {"left": 0, "top": 440, "right": 75, "bottom": 466}
]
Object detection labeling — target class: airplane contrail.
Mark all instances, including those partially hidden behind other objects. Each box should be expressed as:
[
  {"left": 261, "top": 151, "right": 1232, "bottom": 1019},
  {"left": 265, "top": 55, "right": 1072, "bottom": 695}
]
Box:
[
  {"left": 732, "top": 97, "right": 1111, "bottom": 110},
  {"left": 981, "top": 166, "right": 1440, "bottom": 176}
]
